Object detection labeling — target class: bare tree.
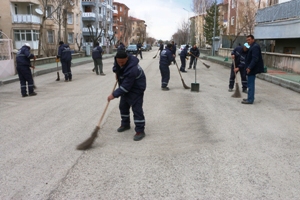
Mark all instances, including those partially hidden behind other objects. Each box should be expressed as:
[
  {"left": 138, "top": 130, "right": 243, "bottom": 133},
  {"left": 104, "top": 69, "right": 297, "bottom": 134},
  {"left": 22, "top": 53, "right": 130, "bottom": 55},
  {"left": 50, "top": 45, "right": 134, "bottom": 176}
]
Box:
[
  {"left": 75, "top": 33, "right": 83, "bottom": 52},
  {"left": 37, "top": 0, "right": 71, "bottom": 57},
  {"left": 191, "top": 0, "right": 214, "bottom": 14},
  {"left": 224, "top": 0, "right": 260, "bottom": 47}
]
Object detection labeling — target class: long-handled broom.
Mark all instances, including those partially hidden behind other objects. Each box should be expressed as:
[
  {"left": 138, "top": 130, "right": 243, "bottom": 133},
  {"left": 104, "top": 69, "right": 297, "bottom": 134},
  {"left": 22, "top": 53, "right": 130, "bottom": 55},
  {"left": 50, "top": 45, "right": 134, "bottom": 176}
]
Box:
[
  {"left": 152, "top": 49, "right": 160, "bottom": 59},
  {"left": 55, "top": 58, "right": 60, "bottom": 81},
  {"left": 32, "top": 58, "right": 37, "bottom": 89},
  {"left": 189, "top": 52, "right": 210, "bottom": 69},
  {"left": 231, "top": 59, "right": 241, "bottom": 98},
  {"left": 174, "top": 60, "right": 190, "bottom": 89},
  {"left": 76, "top": 80, "right": 118, "bottom": 150}
]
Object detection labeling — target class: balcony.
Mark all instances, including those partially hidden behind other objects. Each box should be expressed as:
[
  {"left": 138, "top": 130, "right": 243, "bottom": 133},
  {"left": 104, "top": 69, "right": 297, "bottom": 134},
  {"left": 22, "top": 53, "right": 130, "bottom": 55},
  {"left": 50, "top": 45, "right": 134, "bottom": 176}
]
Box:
[
  {"left": 13, "top": 14, "right": 41, "bottom": 24},
  {"left": 82, "top": 12, "right": 96, "bottom": 21},
  {"left": 82, "top": 27, "right": 98, "bottom": 36},
  {"left": 82, "top": 0, "right": 95, "bottom": 6}
]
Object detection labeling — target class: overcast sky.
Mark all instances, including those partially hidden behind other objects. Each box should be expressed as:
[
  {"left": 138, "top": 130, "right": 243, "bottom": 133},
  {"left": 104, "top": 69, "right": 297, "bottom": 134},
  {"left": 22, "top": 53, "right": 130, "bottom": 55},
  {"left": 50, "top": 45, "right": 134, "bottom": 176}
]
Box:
[{"left": 118, "top": 0, "right": 195, "bottom": 40}]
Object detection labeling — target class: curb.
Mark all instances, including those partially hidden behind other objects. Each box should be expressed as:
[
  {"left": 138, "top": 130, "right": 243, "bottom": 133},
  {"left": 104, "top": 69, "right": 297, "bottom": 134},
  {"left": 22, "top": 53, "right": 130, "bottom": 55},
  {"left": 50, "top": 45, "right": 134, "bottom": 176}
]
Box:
[
  {"left": 0, "top": 55, "right": 115, "bottom": 86},
  {"left": 202, "top": 56, "right": 300, "bottom": 93}
]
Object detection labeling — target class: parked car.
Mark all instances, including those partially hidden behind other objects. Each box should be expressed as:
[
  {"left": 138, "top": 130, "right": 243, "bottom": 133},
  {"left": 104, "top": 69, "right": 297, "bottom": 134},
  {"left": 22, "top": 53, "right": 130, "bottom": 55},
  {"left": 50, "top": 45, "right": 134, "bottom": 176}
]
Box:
[
  {"left": 141, "top": 44, "right": 151, "bottom": 51},
  {"left": 126, "top": 45, "right": 138, "bottom": 54}
]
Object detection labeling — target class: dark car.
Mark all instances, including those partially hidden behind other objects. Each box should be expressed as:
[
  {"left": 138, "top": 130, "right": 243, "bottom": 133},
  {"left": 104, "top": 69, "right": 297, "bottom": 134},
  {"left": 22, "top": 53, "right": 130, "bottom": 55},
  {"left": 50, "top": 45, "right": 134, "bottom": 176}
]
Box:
[
  {"left": 141, "top": 44, "right": 152, "bottom": 51},
  {"left": 126, "top": 45, "right": 138, "bottom": 54}
]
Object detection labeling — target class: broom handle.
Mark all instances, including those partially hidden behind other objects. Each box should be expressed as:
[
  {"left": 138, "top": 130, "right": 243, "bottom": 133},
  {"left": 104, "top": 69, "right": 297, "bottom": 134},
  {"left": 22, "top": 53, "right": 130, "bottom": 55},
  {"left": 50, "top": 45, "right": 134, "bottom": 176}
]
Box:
[
  {"left": 97, "top": 80, "right": 118, "bottom": 127},
  {"left": 233, "top": 58, "right": 238, "bottom": 82},
  {"left": 174, "top": 59, "right": 184, "bottom": 80}
]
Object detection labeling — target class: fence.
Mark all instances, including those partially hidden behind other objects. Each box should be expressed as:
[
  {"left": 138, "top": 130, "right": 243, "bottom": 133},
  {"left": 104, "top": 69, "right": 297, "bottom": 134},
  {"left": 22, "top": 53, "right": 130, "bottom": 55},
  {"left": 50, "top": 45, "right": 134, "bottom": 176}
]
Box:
[{"left": 0, "top": 38, "right": 15, "bottom": 78}]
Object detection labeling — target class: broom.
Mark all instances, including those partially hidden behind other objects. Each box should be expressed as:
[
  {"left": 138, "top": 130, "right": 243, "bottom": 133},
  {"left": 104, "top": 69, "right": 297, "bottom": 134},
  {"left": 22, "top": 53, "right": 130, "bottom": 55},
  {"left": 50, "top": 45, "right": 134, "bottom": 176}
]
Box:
[
  {"left": 231, "top": 59, "right": 241, "bottom": 98},
  {"left": 56, "top": 58, "right": 60, "bottom": 81},
  {"left": 189, "top": 52, "right": 210, "bottom": 69},
  {"left": 32, "top": 58, "right": 37, "bottom": 89},
  {"left": 152, "top": 49, "right": 160, "bottom": 59},
  {"left": 174, "top": 60, "right": 190, "bottom": 89},
  {"left": 76, "top": 80, "right": 118, "bottom": 150}
]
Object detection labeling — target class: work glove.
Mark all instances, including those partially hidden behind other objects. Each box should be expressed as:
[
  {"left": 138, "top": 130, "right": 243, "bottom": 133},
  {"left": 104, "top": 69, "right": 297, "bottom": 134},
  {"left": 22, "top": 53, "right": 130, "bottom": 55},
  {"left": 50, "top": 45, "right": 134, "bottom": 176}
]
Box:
[{"left": 55, "top": 58, "right": 60, "bottom": 63}]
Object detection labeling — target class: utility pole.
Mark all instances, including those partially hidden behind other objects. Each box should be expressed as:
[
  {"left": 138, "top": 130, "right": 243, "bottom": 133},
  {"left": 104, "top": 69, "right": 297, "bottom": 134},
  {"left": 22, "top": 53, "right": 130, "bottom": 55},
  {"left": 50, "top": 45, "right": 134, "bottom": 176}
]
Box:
[{"left": 212, "top": 0, "right": 217, "bottom": 56}]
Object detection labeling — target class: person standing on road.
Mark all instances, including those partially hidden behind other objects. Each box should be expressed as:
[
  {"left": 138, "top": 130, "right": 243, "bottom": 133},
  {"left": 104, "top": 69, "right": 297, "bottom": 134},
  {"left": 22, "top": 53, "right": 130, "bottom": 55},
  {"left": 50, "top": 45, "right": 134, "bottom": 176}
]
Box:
[
  {"left": 188, "top": 44, "right": 200, "bottom": 69},
  {"left": 136, "top": 41, "right": 143, "bottom": 59},
  {"left": 159, "top": 44, "right": 175, "bottom": 91},
  {"left": 16, "top": 43, "right": 37, "bottom": 97},
  {"left": 92, "top": 42, "right": 105, "bottom": 76},
  {"left": 159, "top": 41, "right": 164, "bottom": 57},
  {"left": 228, "top": 42, "right": 249, "bottom": 93},
  {"left": 171, "top": 41, "right": 177, "bottom": 64},
  {"left": 242, "top": 35, "right": 264, "bottom": 104},
  {"left": 179, "top": 45, "right": 189, "bottom": 72},
  {"left": 107, "top": 50, "right": 146, "bottom": 141},
  {"left": 117, "top": 42, "right": 126, "bottom": 51},
  {"left": 57, "top": 41, "right": 72, "bottom": 82}
]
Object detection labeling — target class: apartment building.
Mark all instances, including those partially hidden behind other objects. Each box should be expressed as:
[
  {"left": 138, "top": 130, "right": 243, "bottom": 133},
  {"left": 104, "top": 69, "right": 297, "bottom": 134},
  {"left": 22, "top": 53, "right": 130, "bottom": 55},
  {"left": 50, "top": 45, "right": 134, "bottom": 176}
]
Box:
[
  {"left": 255, "top": 0, "right": 300, "bottom": 54},
  {"left": 81, "top": 0, "right": 114, "bottom": 47},
  {"left": 190, "top": 15, "right": 206, "bottom": 47},
  {"left": 129, "top": 16, "right": 146, "bottom": 44},
  {"left": 113, "top": 1, "right": 130, "bottom": 46},
  {"left": 0, "top": 0, "right": 81, "bottom": 55}
]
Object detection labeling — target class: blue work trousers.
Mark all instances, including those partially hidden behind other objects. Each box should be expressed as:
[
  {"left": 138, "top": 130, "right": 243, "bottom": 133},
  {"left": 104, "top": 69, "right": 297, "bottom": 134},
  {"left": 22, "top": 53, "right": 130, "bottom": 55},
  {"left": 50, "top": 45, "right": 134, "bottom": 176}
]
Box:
[
  {"left": 247, "top": 75, "right": 256, "bottom": 103},
  {"left": 119, "top": 94, "right": 145, "bottom": 133},
  {"left": 159, "top": 64, "right": 170, "bottom": 88}
]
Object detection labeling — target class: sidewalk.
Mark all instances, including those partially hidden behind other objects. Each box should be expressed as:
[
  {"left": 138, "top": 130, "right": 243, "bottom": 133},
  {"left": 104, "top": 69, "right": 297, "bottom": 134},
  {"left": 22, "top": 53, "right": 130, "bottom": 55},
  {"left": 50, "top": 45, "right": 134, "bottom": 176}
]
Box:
[
  {"left": 0, "top": 54, "right": 116, "bottom": 85},
  {"left": 201, "top": 54, "right": 300, "bottom": 93}
]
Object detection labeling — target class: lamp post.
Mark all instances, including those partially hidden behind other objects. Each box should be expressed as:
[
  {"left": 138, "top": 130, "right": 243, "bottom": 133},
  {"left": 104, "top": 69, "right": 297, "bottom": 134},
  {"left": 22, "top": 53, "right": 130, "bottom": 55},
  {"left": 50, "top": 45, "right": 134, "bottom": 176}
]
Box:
[
  {"left": 212, "top": 0, "right": 217, "bottom": 56},
  {"left": 183, "top": 8, "right": 190, "bottom": 45}
]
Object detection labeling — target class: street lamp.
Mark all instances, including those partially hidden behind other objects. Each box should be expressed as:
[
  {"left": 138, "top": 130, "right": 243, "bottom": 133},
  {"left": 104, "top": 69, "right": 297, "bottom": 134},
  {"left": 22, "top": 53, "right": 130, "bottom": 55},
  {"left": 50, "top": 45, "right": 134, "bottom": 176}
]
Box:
[
  {"left": 183, "top": 8, "right": 190, "bottom": 45},
  {"left": 212, "top": 0, "right": 217, "bottom": 56}
]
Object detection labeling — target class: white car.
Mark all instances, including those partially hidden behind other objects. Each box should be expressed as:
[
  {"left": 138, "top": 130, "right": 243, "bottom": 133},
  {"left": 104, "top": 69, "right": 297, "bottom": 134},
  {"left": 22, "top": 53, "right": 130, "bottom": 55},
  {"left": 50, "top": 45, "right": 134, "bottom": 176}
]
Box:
[{"left": 177, "top": 44, "right": 191, "bottom": 55}]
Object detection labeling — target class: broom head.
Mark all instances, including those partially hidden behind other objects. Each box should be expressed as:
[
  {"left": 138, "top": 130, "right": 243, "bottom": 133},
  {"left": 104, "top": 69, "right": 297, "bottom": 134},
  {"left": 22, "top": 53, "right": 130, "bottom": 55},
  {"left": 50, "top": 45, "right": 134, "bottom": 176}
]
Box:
[
  {"left": 76, "top": 126, "right": 100, "bottom": 150},
  {"left": 152, "top": 55, "right": 157, "bottom": 59},
  {"left": 203, "top": 63, "right": 210, "bottom": 68},
  {"left": 231, "top": 83, "right": 242, "bottom": 98},
  {"left": 182, "top": 79, "right": 191, "bottom": 89}
]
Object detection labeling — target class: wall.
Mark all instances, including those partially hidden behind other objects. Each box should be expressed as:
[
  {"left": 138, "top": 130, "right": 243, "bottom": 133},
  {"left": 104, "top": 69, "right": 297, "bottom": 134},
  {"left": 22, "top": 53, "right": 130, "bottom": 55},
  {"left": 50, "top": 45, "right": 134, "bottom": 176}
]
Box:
[
  {"left": 275, "top": 39, "right": 300, "bottom": 54},
  {"left": 218, "top": 48, "right": 300, "bottom": 74}
]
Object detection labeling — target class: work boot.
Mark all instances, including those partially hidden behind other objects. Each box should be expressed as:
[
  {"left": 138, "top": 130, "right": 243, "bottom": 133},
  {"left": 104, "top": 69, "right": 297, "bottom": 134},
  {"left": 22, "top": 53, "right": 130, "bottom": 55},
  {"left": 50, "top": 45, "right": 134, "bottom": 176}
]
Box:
[
  {"left": 117, "top": 125, "right": 131, "bottom": 132},
  {"left": 188, "top": 67, "right": 191, "bottom": 69},
  {"left": 134, "top": 132, "right": 145, "bottom": 141},
  {"left": 228, "top": 88, "right": 233, "bottom": 92},
  {"left": 243, "top": 88, "right": 247, "bottom": 93},
  {"left": 161, "top": 87, "right": 169, "bottom": 91},
  {"left": 29, "top": 92, "right": 37, "bottom": 96},
  {"left": 100, "top": 73, "right": 106, "bottom": 76},
  {"left": 22, "top": 94, "right": 28, "bottom": 98}
]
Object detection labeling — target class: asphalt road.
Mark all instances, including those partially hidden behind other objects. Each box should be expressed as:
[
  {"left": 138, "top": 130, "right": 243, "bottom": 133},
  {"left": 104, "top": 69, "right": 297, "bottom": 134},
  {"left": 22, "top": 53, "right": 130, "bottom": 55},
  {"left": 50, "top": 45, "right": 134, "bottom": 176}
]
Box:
[{"left": 1, "top": 48, "right": 300, "bottom": 199}]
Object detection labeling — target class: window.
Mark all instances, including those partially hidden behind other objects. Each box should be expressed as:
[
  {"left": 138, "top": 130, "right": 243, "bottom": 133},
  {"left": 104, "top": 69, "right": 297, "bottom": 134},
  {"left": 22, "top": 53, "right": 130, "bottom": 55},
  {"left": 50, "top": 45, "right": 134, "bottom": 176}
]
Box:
[
  {"left": 120, "top": 16, "right": 122, "bottom": 22},
  {"left": 232, "top": 0, "right": 236, "bottom": 8},
  {"left": 99, "top": 7, "right": 101, "bottom": 14},
  {"left": 67, "top": 13, "right": 73, "bottom": 24},
  {"left": 27, "top": 5, "right": 33, "bottom": 15},
  {"left": 46, "top": 6, "right": 53, "bottom": 18},
  {"left": 14, "top": 30, "right": 39, "bottom": 41},
  {"left": 14, "top": 4, "right": 18, "bottom": 15},
  {"left": 231, "top": 16, "right": 235, "bottom": 25},
  {"left": 47, "top": 30, "right": 54, "bottom": 43},
  {"left": 120, "top": 6, "right": 122, "bottom": 11},
  {"left": 68, "top": 33, "right": 74, "bottom": 44}
]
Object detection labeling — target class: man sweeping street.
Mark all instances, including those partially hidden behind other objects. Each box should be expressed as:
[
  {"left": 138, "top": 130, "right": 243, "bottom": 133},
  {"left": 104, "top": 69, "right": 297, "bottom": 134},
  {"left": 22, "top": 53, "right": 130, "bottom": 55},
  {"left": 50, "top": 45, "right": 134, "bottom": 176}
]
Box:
[
  {"left": 107, "top": 50, "right": 146, "bottom": 141},
  {"left": 159, "top": 44, "right": 175, "bottom": 91},
  {"left": 188, "top": 44, "right": 200, "bottom": 69},
  {"left": 228, "top": 42, "right": 249, "bottom": 93},
  {"left": 16, "top": 43, "right": 37, "bottom": 97},
  {"left": 57, "top": 41, "right": 72, "bottom": 82},
  {"left": 92, "top": 42, "right": 105, "bottom": 76}
]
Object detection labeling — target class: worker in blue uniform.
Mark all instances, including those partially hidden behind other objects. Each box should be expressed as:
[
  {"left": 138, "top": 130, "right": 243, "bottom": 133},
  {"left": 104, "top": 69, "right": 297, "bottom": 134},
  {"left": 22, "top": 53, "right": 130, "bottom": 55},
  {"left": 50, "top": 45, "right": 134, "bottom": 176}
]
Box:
[
  {"left": 179, "top": 45, "right": 189, "bottom": 72},
  {"left": 57, "top": 41, "right": 72, "bottom": 82},
  {"left": 107, "top": 50, "right": 146, "bottom": 141},
  {"left": 16, "top": 43, "right": 37, "bottom": 97},
  {"left": 159, "top": 44, "right": 175, "bottom": 90}
]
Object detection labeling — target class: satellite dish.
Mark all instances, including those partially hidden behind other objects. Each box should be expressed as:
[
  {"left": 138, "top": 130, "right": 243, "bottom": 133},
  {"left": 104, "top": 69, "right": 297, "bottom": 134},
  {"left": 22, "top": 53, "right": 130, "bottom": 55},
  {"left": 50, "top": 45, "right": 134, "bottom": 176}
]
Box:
[
  {"left": 69, "top": 0, "right": 74, "bottom": 6},
  {"left": 35, "top": 8, "right": 43, "bottom": 15}
]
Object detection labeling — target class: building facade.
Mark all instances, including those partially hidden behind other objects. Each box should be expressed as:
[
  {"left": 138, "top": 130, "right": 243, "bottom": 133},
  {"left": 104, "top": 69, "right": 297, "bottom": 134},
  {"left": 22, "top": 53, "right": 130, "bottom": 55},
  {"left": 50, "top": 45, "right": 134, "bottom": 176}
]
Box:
[
  {"left": 113, "top": 2, "right": 130, "bottom": 46},
  {"left": 81, "top": 0, "right": 114, "bottom": 48},
  {"left": 0, "top": 0, "right": 81, "bottom": 55},
  {"left": 129, "top": 16, "right": 146, "bottom": 44}
]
